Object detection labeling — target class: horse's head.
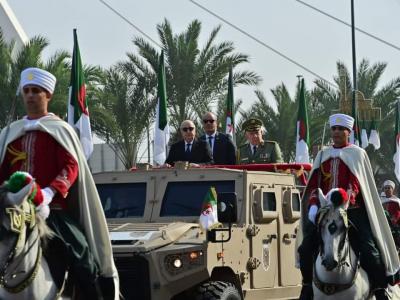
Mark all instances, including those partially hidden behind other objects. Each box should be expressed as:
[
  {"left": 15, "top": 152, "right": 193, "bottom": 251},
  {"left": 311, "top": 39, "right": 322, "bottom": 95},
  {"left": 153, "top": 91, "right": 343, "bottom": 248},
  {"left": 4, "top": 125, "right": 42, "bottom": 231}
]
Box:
[
  {"left": 316, "top": 188, "right": 350, "bottom": 271},
  {"left": 0, "top": 181, "right": 35, "bottom": 265}
]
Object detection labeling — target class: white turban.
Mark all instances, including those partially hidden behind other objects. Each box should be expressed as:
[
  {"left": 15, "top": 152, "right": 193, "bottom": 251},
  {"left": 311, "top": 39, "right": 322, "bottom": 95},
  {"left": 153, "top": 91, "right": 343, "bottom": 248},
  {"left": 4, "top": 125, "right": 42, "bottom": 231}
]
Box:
[
  {"left": 329, "top": 113, "right": 354, "bottom": 131},
  {"left": 383, "top": 180, "right": 395, "bottom": 189},
  {"left": 20, "top": 67, "right": 56, "bottom": 94}
]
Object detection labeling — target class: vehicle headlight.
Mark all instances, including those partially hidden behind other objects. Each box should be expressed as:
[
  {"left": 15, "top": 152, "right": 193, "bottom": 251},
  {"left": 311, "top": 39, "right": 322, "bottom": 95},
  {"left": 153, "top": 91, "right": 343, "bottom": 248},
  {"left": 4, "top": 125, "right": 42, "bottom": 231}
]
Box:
[
  {"left": 173, "top": 257, "right": 182, "bottom": 268},
  {"left": 164, "top": 250, "right": 204, "bottom": 275}
]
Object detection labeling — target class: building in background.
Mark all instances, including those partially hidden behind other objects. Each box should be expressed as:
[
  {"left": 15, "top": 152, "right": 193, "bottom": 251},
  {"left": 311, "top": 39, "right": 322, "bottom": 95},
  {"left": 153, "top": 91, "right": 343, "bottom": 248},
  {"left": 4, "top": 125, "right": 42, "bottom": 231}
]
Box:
[
  {"left": 0, "top": 0, "right": 28, "bottom": 52},
  {"left": 88, "top": 144, "right": 126, "bottom": 173}
]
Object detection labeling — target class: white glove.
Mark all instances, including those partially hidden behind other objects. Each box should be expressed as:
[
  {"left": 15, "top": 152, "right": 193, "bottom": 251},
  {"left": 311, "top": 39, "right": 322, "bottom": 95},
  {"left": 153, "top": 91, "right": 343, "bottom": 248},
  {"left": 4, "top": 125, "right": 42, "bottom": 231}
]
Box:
[
  {"left": 36, "top": 187, "right": 55, "bottom": 219},
  {"left": 308, "top": 205, "right": 319, "bottom": 224}
]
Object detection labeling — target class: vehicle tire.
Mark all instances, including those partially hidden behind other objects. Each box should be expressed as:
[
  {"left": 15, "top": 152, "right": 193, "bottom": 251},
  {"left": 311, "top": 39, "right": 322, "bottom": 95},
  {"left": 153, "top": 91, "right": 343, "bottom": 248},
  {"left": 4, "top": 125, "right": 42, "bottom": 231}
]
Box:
[{"left": 195, "top": 281, "right": 241, "bottom": 300}]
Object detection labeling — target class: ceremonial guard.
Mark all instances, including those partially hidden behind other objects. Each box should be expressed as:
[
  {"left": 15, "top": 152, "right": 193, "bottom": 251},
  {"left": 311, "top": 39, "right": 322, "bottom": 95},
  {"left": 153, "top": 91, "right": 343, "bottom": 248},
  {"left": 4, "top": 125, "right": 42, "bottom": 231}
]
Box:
[
  {"left": 380, "top": 180, "right": 400, "bottom": 248},
  {"left": 297, "top": 113, "right": 399, "bottom": 300},
  {"left": 0, "top": 67, "right": 119, "bottom": 299}
]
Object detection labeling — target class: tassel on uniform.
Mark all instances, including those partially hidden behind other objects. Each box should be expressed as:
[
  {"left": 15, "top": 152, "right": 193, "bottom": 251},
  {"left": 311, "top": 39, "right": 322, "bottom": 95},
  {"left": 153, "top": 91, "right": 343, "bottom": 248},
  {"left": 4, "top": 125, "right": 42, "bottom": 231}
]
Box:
[{"left": 6, "top": 171, "right": 44, "bottom": 206}]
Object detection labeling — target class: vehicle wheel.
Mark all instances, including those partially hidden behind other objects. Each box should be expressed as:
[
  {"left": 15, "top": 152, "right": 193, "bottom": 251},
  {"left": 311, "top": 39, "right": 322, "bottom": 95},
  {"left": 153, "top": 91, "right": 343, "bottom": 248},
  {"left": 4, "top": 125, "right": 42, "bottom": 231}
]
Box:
[{"left": 195, "top": 281, "right": 241, "bottom": 300}]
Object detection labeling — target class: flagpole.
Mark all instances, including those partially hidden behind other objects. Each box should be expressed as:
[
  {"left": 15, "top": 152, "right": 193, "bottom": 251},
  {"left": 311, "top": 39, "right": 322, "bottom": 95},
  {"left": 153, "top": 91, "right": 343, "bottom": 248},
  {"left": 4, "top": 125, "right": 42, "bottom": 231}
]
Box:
[
  {"left": 321, "top": 122, "right": 327, "bottom": 148},
  {"left": 147, "top": 125, "right": 150, "bottom": 163},
  {"left": 165, "top": 130, "right": 168, "bottom": 158},
  {"left": 350, "top": 0, "right": 359, "bottom": 143},
  {"left": 394, "top": 99, "right": 400, "bottom": 183}
]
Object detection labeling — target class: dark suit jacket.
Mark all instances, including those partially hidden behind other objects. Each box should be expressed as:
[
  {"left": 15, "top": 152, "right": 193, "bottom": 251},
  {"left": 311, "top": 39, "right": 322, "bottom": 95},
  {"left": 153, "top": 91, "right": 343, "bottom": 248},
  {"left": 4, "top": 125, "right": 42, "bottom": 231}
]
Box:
[
  {"left": 200, "top": 132, "right": 236, "bottom": 165},
  {"left": 165, "top": 139, "right": 213, "bottom": 165}
]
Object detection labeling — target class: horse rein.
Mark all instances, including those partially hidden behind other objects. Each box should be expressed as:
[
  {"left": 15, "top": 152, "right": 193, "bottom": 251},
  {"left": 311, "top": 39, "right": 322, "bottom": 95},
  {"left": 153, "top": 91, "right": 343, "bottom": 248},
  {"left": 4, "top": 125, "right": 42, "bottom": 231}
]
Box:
[
  {"left": 314, "top": 208, "right": 360, "bottom": 295},
  {"left": 0, "top": 203, "right": 42, "bottom": 293}
]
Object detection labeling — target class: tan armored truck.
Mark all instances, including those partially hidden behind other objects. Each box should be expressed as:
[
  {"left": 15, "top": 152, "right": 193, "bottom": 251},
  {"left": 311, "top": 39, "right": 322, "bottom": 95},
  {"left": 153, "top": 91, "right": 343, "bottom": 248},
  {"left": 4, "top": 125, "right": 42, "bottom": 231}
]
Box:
[{"left": 93, "top": 164, "right": 310, "bottom": 300}]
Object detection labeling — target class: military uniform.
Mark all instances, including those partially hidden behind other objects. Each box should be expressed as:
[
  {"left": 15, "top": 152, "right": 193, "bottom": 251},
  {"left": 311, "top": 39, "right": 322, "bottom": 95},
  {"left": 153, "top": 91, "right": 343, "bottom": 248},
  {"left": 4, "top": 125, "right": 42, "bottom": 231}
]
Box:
[
  {"left": 238, "top": 118, "right": 283, "bottom": 164},
  {"left": 238, "top": 141, "right": 283, "bottom": 164}
]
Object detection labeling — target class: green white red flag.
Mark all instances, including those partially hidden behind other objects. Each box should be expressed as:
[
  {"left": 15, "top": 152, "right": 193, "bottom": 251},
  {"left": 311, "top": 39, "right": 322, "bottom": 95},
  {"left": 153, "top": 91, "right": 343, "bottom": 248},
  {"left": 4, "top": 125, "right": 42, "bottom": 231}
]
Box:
[
  {"left": 199, "top": 187, "right": 219, "bottom": 230},
  {"left": 369, "top": 119, "right": 380, "bottom": 150},
  {"left": 67, "top": 29, "right": 93, "bottom": 159},
  {"left": 361, "top": 120, "right": 369, "bottom": 149},
  {"left": 295, "top": 78, "right": 309, "bottom": 163},
  {"left": 153, "top": 50, "right": 170, "bottom": 166},
  {"left": 394, "top": 101, "right": 400, "bottom": 182},
  {"left": 224, "top": 67, "right": 234, "bottom": 139}
]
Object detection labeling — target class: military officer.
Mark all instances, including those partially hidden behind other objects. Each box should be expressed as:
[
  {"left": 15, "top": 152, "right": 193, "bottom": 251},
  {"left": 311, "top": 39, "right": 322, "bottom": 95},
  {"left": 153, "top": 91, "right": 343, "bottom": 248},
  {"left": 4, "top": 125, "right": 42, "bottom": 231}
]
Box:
[{"left": 238, "top": 118, "right": 283, "bottom": 164}]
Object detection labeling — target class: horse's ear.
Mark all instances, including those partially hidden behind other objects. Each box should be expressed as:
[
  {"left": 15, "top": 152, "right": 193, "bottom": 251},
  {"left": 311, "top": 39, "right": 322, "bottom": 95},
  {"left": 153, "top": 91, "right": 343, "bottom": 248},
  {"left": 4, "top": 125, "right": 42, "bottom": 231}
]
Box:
[
  {"left": 5, "top": 182, "right": 33, "bottom": 206},
  {"left": 318, "top": 188, "right": 329, "bottom": 207}
]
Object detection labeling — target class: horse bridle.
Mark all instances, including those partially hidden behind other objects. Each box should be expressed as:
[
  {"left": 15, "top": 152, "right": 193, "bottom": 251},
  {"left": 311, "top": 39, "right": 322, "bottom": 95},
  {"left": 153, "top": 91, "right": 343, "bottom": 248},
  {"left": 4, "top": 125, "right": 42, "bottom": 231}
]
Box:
[
  {"left": 0, "top": 202, "right": 42, "bottom": 293},
  {"left": 313, "top": 207, "right": 360, "bottom": 295}
]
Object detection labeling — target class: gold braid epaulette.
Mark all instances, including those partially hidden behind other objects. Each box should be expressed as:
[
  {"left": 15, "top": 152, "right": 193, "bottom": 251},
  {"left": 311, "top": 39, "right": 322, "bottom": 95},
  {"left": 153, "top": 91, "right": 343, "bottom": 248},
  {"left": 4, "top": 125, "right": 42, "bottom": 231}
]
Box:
[{"left": 7, "top": 146, "right": 27, "bottom": 166}]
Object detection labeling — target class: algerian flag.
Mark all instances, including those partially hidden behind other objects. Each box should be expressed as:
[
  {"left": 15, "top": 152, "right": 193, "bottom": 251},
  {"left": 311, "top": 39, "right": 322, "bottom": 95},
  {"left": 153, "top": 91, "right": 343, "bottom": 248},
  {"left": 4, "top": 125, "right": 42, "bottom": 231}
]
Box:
[
  {"left": 67, "top": 29, "right": 93, "bottom": 159},
  {"left": 224, "top": 67, "right": 234, "bottom": 139},
  {"left": 369, "top": 119, "right": 380, "bottom": 150},
  {"left": 361, "top": 120, "right": 369, "bottom": 149},
  {"left": 394, "top": 101, "right": 400, "bottom": 182},
  {"left": 153, "top": 50, "right": 170, "bottom": 166},
  {"left": 295, "top": 78, "right": 310, "bottom": 163},
  {"left": 199, "top": 187, "right": 219, "bottom": 230}
]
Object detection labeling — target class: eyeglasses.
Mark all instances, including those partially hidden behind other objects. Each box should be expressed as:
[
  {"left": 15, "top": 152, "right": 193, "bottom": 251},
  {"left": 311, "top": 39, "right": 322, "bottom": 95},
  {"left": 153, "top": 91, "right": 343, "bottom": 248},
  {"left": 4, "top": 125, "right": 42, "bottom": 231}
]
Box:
[
  {"left": 203, "top": 119, "right": 215, "bottom": 124},
  {"left": 181, "top": 127, "right": 195, "bottom": 132},
  {"left": 23, "top": 86, "right": 44, "bottom": 94},
  {"left": 331, "top": 126, "right": 347, "bottom": 131}
]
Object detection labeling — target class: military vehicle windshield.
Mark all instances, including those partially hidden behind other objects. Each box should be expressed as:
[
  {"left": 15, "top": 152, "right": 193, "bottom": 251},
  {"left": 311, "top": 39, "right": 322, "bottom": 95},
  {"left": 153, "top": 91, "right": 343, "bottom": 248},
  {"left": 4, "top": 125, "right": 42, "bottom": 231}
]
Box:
[
  {"left": 160, "top": 180, "right": 235, "bottom": 217},
  {"left": 97, "top": 182, "right": 146, "bottom": 218}
]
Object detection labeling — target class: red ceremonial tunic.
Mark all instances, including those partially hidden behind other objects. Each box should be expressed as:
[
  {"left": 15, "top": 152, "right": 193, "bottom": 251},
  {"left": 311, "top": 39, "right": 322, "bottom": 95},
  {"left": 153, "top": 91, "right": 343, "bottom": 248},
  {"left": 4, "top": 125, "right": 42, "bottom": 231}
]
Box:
[
  {"left": 0, "top": 130, "right": 78, "bottom": 210},
  {"left": 306, "top": 144, "right": 362, "bottom": 208},
  {"left": 382, "top": 200, "right": 400, "bottom": 225}
]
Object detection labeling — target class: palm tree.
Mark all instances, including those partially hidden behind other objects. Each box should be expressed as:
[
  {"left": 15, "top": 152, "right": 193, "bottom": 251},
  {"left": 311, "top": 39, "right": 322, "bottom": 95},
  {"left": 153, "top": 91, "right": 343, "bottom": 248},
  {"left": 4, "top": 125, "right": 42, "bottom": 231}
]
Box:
[
  {"left": 311, "top": 59, "right": 400, "bottom": 178},
  {"left": 91, "top": 67, "right": 156, "bottom": 169},
  {"left": 0, "top": 28, "right": 101, "bottom": 126},
  {"left": 240, "top": 82, "right": 306, "bottom": 162},
  {"left": 0, "top": 31, "right": 58, "bottom": 125},
  {"left": 121, "top": 19, "right": 261, "bottom": 136}
]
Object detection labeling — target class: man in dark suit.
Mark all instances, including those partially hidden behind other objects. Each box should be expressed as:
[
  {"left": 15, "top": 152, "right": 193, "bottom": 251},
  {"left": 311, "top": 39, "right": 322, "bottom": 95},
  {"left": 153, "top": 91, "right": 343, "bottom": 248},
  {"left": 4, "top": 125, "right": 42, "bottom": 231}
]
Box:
[
  {"left": 165, "top": 120, "right": 213, "bottom": 166},
  {"left": 200, "top": 112, "right": 236, "bottom": 165}
]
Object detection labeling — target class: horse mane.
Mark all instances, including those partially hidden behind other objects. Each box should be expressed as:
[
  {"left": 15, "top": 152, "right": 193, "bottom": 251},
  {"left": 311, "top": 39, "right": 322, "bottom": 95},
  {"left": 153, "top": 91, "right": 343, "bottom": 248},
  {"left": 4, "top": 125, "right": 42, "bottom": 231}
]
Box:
[{"left": 35, "top": 213, "right": 54, "bottom": 240}]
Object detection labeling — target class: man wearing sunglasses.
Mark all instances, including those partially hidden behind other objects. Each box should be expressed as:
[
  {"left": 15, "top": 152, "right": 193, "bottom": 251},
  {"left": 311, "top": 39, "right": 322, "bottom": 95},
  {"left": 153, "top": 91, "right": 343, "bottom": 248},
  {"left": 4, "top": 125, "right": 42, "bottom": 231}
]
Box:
[
  {"left": 238, "top": 118, "right": 283, "bottom": 164},
  {"left": 0, "top": 67, "right": 119, "bottom": 299},
  {"left": 200, "top": 112, "right": 236, "bottom": 165},
  {"left": 297, "top": 113, "right": 398, "bottom": 300},
  {"left": 165, "top": 120, "right": 213, "bottom": 166}
]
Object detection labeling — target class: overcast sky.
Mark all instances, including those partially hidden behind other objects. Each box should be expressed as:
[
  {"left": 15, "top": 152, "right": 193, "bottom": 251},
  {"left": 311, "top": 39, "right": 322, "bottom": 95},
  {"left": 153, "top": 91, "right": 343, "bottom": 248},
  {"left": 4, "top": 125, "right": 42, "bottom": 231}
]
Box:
[{"left": 6, "top": 0, "right": 400, "bottom": 111}]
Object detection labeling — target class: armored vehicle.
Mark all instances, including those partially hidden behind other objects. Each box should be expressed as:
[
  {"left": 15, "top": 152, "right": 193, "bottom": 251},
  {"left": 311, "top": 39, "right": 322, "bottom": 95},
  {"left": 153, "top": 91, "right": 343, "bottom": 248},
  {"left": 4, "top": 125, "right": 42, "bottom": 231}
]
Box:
[{"left": 93, "top": 164, "right": 310, "bottom": 300}]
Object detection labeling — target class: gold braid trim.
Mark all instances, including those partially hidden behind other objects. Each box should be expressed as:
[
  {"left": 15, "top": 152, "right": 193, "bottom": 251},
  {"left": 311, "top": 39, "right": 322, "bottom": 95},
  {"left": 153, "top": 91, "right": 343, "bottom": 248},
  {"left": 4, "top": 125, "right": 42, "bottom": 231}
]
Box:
[
  {"left": 7, "top": 146, "right": 27, "bottom": 166},
  {"left": 3, "top": 248, "right": 42, "bottom": 293},
  {"left": 320, "top": 162, "right": 331, "bottom": 183}
]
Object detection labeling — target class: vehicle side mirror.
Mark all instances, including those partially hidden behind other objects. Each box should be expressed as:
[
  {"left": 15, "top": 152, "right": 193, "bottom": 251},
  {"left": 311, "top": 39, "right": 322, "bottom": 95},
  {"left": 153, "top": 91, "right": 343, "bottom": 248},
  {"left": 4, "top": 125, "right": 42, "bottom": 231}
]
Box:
[
  {"left": 207, "top": 192, "right": 237, "bottom": 243},
  {"left": 217, "top": 192, "right": 237, "bottom": 223}
]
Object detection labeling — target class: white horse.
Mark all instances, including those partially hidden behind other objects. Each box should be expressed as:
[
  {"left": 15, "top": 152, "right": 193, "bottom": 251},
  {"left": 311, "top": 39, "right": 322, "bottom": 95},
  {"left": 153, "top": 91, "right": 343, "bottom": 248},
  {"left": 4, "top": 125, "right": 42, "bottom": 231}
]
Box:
[
  {"left": 0, "top": 182, "right": 61, "bottom": 300},
  {"left": 313, "top": 188, "right": 373, "bottom": 300}
]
